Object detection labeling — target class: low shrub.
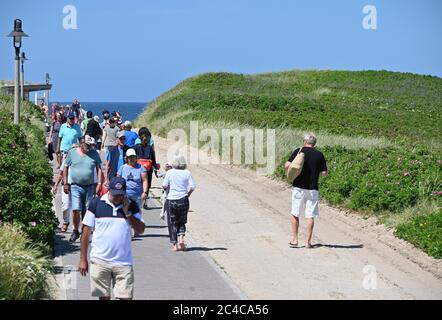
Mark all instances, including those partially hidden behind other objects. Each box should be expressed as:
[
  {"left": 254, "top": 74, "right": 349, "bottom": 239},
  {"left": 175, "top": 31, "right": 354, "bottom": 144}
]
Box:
[
  {"left": 319, "top": 146, "right": 441, "bottom": 213},
  {"left": 0, "top": 95, "right": 58, "bottom": 246},
  {"left": 395, "top": 209, "right": 442, "bottom": 259},
  {"left": 273, "top": 145, "right": 441, "bottom": 214}
]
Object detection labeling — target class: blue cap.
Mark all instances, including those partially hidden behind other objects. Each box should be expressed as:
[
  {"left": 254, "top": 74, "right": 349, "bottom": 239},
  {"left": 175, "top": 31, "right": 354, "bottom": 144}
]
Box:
[
  {"left": 109, "top": 177, "right": 126, "bottom": 196},
  {"left": 67, "top": 112, "right": 75, "bottom": 119}
]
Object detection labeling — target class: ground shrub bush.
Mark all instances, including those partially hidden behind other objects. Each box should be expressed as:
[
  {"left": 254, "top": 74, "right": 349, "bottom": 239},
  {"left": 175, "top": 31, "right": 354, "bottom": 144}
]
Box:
[{"left": 0, "top": 95, "right": 58, "bottom": 246}]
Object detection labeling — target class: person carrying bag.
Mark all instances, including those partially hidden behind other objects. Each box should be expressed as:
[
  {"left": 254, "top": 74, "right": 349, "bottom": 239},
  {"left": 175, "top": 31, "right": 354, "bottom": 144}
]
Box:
[{"left": 287, "top": 147, "right": 304, "bottom": 184}]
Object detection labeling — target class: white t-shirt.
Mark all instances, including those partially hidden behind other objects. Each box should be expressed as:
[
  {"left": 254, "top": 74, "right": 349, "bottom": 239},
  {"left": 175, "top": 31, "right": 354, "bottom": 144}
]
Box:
[{"left": 162, "top": 169, "right": 195, "bottom": 200}]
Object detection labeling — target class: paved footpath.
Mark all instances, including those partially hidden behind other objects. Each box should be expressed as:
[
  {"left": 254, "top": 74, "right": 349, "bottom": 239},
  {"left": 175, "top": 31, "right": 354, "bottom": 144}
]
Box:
[{"left": 51, "top": 158, "right": 245, "bottom": 300}]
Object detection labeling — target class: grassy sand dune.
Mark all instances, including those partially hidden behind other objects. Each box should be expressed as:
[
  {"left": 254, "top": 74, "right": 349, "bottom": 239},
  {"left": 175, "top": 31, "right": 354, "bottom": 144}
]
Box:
[{"left": 136, "top": 70, "right": 442, "bottom": 258}]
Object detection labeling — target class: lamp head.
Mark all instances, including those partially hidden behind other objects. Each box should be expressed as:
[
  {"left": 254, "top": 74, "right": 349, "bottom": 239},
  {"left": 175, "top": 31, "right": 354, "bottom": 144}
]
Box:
[{"left": 7, "top": 19, "right": 28, "bottom": 49}]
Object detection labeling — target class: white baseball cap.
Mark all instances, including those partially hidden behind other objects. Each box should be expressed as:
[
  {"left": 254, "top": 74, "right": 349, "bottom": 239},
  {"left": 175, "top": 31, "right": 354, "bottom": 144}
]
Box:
[
  {"left": 126, "top": 148, "right": 136, "bottom": 157},
  {"left": 84, "top": 135, "right": 96, "bottom": 145}
]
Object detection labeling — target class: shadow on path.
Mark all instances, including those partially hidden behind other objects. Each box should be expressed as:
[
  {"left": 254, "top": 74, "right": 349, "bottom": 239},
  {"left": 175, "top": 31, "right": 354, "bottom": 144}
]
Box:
[
  {"left": 313, "top": 243, "right": 364, "bottom": 249},
  {"left": 54, "top": 233, "right": 80, "bottom": 257},
  {"left": 145, "top": 225, "right": 168, "bottom": 229},
  {"left": 135, "top": 234, "right": 170, "bottom": 238},
  {"left": 185, "top": 247, "right": 228, "bottom": 252}
]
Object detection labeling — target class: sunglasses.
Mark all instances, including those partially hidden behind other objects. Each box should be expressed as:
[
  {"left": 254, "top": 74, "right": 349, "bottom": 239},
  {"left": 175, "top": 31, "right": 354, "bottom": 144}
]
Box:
[{"left": 119, "top": 137, "right": 126, "bottom": 140}]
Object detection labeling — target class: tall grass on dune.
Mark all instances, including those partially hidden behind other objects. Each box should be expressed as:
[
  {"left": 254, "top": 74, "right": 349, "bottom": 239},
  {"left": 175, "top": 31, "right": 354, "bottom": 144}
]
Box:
[{"left": 0, "top": 224, "right": 54, "bottom": 300}]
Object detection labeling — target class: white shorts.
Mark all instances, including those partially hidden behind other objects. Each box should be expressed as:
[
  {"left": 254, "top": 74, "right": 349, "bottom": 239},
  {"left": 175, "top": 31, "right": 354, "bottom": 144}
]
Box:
[
  {"left": 291, "top": 187, "right": 319, "bottom": 218},
  {"left": 61, "top": 189, "right": 72, "bottom": 212}
]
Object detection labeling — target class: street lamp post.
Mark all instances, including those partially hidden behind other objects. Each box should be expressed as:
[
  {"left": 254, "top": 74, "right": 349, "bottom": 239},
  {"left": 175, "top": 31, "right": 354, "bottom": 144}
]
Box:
[
  {"left": 45, "top": 73, "right": 50, "bottom": 116},
  {"left": 20, "top": 52, "right": 28, "bottom": 100},
  {"left": 7, "top": 19, "right": 28, "bottom": 125}
]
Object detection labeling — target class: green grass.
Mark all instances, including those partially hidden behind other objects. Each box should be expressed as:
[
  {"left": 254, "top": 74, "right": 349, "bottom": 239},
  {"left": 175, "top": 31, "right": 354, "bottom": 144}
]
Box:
[
  {"left": 0, "top": 224, "right": 54, "bottom": 299},
  {"left": 138, "top": 71, "right": 442, "bottom": 146},
  {"left": 135, "top": 70, "right": 442, "bottom": 258}
]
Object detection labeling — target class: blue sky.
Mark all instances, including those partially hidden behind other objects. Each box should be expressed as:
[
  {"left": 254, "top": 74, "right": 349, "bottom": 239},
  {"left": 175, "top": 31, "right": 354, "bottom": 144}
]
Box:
[{"left": 1, "top": 0, "right": 441, "bottom": 102}]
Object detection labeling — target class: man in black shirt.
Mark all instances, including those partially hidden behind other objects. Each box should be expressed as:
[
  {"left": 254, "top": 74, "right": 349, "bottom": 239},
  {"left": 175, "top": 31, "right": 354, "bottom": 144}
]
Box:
[
  {"left": 284, "top": 133, "right": 328, "bottom": 249},
  {"left": 86, "top": 116, "right": 103, "bottom": 150},
  {"left": 71, "top": 98, "right": 81, "bottom": 121}
]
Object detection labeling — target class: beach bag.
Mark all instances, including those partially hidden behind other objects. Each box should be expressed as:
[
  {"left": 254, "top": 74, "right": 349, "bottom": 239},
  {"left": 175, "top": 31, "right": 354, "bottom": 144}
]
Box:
[
  {"left": 287, "top": 147, "right": 304, "bottom": 184},
  {"left": 137, "top": 158, "right": 152, "bottom": 171},
  {"left": 47, "top": 142, "right": 54, "bottom": 161},
  {"left": 99, "top": 183, "right": 109, "bottom": 197}
]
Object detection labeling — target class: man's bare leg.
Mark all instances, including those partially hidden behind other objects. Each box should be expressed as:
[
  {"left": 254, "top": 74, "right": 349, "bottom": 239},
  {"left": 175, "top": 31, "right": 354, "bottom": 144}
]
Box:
[
  {"left": 290, "top": 216, "right": 299, "bottom": 244},
  {"left": 73, "top": 210, "right": 81, "bottom": 232},
  {"left": 57, "top": 153, "right": 62, "bottom": 168},
  {"left": 305, "top": 218, "right": 314, "bottom": 248}
]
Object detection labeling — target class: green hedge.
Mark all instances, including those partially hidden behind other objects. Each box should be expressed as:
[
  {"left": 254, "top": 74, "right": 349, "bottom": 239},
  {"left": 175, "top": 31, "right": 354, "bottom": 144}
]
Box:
[{"left": 0, "top": 94, "right": 58, "bottom": 246}]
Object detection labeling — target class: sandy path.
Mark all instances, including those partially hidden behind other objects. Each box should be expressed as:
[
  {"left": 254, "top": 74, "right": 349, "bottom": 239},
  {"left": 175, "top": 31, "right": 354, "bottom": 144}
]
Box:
[{"left": 153, "top": 136, "right": 442, "bottom": 299}]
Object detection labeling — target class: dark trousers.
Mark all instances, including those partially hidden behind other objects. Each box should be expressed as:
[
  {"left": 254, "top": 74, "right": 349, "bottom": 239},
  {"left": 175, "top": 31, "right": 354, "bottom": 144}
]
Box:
[
  {"left": 166, "top": 197, "right": 189, "bottom": 244},
  {"left": 147, "top": 169, "right": 153, "bottom": 196}
]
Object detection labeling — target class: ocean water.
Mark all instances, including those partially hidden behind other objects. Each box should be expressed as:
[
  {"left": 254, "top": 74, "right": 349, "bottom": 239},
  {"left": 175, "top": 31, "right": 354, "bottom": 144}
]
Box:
[{"left": 52, "top": 101, "right": 148, "bottom": 122}]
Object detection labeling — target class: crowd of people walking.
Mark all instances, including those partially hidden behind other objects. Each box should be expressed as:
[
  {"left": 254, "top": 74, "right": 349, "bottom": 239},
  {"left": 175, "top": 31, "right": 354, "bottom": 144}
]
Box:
[
  {"left": 49, "top": 99, "right": 328, "bottom": 301},
  {"left": 49, "top": 98, "right": 196, "bottom": 300}
]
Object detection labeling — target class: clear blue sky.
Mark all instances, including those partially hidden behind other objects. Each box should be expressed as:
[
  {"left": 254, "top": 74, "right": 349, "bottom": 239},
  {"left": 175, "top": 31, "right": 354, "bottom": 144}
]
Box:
[{"left": 1, "top": 0, "right": 441, "bottom": 102}]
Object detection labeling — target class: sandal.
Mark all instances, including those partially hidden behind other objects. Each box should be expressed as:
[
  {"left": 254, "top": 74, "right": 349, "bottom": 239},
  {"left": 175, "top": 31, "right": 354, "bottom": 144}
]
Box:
[
  {"left": 61, "top": 223, "right": 69, "bottom": 233},
  {"left": 288, "top": 242, "right": 298, "bottom": 248},
  {"left": 178, "top": 242, "right": 186, "bottom": 251}
]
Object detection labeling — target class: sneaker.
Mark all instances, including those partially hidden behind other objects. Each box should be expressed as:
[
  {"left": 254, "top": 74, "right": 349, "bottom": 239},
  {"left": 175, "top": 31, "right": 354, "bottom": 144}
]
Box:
[{"left": 69, "top": 230, "right": 80, "bottom": 242}]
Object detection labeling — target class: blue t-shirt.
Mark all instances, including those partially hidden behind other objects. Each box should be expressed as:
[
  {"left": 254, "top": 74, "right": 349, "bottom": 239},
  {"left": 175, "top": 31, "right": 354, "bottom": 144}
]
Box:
[
  {"left": 125, "top": 131, "right": 139, "bottom": 148},
  {"left": 118, "top": 164, "right": 146, "bottom": 197},
  {"left": 106, "top": 146, "right": 124, "bottom": 172},
  {"left": 65, "top": 148, "right": 102, "bottom": 185},
  {"left": 59, "top": 123, "right": 82, "bottom": 152}
]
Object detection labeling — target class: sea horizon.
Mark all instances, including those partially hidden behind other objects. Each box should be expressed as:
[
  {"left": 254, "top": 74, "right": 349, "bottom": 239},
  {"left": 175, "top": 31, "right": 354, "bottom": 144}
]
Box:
[{"left": 49, "top": 101, "right": 149, "bottom": 122}]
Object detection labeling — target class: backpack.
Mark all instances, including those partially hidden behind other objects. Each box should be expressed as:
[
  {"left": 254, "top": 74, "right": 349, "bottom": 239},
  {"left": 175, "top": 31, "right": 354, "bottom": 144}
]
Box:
[
  {"left": 98, "top": 183, "right": 109, "bottom": 197},
  {"left": 287, "top": 147, "right": 304, "bottom": 184},
  {"left": 86, "top": 119, "right": 102, "bottom": 138}
]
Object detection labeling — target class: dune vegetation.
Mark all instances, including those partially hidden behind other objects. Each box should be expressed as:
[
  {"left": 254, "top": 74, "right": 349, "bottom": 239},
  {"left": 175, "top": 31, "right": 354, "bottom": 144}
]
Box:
[{"left": 136, "top": 70, "right": 442, "bottom": 258}]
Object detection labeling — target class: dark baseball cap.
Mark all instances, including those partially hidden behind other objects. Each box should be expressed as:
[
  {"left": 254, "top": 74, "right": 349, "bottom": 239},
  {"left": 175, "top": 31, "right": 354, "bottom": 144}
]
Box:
[
  {"left": 109, "top": 177, "right": 126, "bottom": 196},
  {"left": 67, "top": 112, "right": 75, "bottom": 119}
]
